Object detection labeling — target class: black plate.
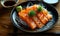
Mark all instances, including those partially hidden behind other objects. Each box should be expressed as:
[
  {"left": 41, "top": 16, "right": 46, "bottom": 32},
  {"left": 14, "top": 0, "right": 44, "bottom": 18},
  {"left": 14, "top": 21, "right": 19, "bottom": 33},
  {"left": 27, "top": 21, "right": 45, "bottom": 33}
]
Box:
[{"left": 10, "top": 1, "right": 58, "bottom": 33}]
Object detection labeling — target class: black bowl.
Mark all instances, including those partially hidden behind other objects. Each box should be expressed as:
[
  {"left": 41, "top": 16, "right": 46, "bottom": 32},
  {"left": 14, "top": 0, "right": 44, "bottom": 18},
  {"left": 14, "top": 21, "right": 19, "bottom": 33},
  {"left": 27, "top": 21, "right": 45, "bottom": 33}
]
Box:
[{"left": 10, "top": 1, "right": 58, "bottom": 33}]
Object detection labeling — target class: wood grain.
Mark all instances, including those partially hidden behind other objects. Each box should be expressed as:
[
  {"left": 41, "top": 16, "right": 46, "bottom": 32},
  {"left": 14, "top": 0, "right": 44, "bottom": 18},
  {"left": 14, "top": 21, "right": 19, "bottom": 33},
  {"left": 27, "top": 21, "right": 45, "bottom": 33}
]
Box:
[{"left": 0, "top": 0, "right": 60, "bottom": 36}]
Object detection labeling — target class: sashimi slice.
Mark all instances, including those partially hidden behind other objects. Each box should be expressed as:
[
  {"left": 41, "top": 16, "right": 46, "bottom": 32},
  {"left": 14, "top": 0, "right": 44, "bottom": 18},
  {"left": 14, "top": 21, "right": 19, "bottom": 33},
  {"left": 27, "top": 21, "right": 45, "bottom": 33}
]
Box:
[
  {"left": 42, "top": 9, "right": 48, "bottom": 16},
  {"left": 32, "top": 16, "right": 44, "bottom": 28},
  {"left": 37, "top": 12, "right": 48, "bottom": 24},
  {"left": 42, "top": 9, "right": 52, "bottom": 20},
  {"left": 46, "top": 14, "right": 52, "bottom": 20},
  {"left": 18, "top": 12, "right": 36, "bottom": 29}
]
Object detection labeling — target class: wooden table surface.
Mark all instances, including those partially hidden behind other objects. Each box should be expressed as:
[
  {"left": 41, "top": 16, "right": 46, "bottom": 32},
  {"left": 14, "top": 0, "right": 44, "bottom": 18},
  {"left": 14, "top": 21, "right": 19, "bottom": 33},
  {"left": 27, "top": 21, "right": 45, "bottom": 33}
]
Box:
[{"left": 0, "top": 0, "right": 60, "bottom": 36}]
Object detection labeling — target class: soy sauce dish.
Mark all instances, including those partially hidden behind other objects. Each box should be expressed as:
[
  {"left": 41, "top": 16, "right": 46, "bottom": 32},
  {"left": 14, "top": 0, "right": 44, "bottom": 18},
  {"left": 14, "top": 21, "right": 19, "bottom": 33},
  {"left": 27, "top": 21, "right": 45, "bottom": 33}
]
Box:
[{"left": 10, "top": 1, "right": 58, "bottom": 33}]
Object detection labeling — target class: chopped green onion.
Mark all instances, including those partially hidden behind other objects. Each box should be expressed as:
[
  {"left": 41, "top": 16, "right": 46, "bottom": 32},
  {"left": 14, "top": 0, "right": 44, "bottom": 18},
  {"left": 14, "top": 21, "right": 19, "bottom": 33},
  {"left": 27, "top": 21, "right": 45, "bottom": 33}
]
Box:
[
  {"left": 28, "top": 10, "right": 36, "bottom": 17},
  {"left": 37, "top": 5, "right": 43, "bottom": 12},
  {"left": 16, "top": 5, "right": 22, "bottom": 12}
]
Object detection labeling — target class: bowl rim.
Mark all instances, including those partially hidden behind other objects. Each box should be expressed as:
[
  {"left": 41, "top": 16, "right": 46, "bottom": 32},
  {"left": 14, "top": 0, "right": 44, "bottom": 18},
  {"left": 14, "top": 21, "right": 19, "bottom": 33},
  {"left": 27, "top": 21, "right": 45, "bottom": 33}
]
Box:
[
  {"left": 43, "top": 0, "right": 59, "bottom": 4},
  {"left": 0, "top": 0, "right": 19, "bottom": 8}
]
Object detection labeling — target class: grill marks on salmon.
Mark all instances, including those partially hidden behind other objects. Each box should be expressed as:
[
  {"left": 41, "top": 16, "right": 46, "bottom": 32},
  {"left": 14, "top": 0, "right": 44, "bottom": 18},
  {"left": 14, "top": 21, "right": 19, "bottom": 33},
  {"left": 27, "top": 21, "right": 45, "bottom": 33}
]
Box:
[
  {"left": 32, "top": 16, "right": 44, "bottom": 28},
  {"left": 37, "top": 12, "right": 48, "bottom": 24},
  {"left": 18, "top": 4, "right": 52, "bottom": 29},
  {"left": 42, "top": 9, "right": 52, "bottom": 20}
]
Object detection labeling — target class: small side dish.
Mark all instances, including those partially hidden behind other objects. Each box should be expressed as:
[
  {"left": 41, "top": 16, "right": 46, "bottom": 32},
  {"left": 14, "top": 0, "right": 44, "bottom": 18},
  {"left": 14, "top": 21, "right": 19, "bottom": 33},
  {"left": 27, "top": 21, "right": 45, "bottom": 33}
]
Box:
[{"left": 16, "top": 4, "right": 52, "bottom": 29}]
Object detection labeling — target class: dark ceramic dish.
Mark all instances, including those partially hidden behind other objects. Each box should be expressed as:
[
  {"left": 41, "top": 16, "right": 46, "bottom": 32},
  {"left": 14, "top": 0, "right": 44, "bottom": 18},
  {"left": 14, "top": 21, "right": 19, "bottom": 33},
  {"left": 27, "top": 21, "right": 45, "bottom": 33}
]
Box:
[{"left": 10, "top": 1, "right": 58, "bottom": 33}]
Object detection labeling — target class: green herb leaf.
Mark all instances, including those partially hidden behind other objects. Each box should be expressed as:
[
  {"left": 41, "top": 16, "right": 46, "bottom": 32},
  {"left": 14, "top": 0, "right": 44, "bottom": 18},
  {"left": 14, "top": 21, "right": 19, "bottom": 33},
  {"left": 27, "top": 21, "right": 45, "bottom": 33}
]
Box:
[
  {"left": 37, "top": 5, "right": 43, "bottom": 12},
  {"left": 16, "top": 6, "right": 22, "bottom": 12},
  {"left": 28, "top": 10, "right": 36, "bottom": 17}
]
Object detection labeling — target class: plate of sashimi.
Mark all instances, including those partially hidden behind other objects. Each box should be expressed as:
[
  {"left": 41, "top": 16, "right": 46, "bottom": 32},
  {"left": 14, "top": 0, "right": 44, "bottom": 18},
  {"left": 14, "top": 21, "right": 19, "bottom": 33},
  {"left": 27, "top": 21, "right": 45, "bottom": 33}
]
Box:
[{"left": 10, "top": 1, "right": 58, "bottom": 33}]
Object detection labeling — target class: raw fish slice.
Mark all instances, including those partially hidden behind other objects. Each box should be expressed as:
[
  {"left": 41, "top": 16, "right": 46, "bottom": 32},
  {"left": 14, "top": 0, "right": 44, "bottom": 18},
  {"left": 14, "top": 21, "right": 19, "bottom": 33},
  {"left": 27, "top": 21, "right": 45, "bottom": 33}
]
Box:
[
  {"left": 42, "top": 9, "right": 52, "bottom": 20},
  {"left": 46, "top": 14, "right": 52, "bottom": 20},
  {"left": 37, "top": 12, "right": 48, "bottom": 24},
  {"left": 32, "top": 16, "right": 44, "bottom": 28},
  {"left": 42, "top": 9, "right": 48, "bottom": 16},
  {"left": 18, "top": 11, "right": 36, "bottom": 29}
]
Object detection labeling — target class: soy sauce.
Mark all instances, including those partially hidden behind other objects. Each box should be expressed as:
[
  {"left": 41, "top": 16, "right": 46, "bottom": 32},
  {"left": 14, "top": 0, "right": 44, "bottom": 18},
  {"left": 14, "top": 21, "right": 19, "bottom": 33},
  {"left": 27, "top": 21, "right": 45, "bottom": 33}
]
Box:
[{"left": 4, "top": 1, "right": 16, "bottom": 6}]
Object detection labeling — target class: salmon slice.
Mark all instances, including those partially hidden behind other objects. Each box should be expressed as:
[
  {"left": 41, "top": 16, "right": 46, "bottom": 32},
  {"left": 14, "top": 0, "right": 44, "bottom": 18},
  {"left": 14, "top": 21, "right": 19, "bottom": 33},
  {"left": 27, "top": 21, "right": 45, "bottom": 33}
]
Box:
[
  {"left": 41, "top": 16, "right": 48, "bottom": 24},
  {"left": 18, "top": 4, "right": 52, "bottom": 29},
  {"left": 37, "top": 12, "right": 48, "bottom": 24},
  {"left": 42, "top": 9, "right": 52, "bottom": 20},
  {"left": 25, "top": 16, "right": 36, "bottom": 29},
  {"left": 42, "top": 9, "right": 48, "bottom": 16},
  {"left": 18, "top": 11, "right": 36, "bottom": 29},
  {"left": 32, "top": 16, "right": 44, "bottom": 28},
  {"left": 32, "top": 4, "right": 38, "bottom": 11},
  {"left": 46, "top": 14, "right": 52, "bottom": 20}
]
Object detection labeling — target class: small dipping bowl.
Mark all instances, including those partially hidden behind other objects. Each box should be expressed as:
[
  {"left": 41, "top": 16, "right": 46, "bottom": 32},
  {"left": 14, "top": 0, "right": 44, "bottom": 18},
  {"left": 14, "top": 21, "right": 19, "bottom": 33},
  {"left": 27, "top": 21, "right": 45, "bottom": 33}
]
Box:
[
  {"left": 0, "top": 0, "right": 19, "bottom": 8},
  {"left": 43, "top": 0, "right": 59, "bottom": 5}
]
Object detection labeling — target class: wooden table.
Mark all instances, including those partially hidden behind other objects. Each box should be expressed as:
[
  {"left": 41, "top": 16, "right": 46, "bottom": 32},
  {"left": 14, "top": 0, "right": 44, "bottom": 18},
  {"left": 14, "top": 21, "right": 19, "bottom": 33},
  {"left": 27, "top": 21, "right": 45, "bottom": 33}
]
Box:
[{"left": 0, "top": 0, "right": 60, "bottom": 36}]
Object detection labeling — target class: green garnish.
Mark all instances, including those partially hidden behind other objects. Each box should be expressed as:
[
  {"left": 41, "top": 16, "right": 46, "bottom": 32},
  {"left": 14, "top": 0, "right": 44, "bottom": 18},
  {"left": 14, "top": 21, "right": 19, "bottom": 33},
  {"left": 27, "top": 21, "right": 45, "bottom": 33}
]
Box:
[
  {"left": 28, "top": 10, "right": 36, "bottom": 17},
  {"left": 37, "top": 5, "right": 43, "bottom": 12},
  {"left": 16, "top": 5, "right": 22, "bottom": 12}
]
